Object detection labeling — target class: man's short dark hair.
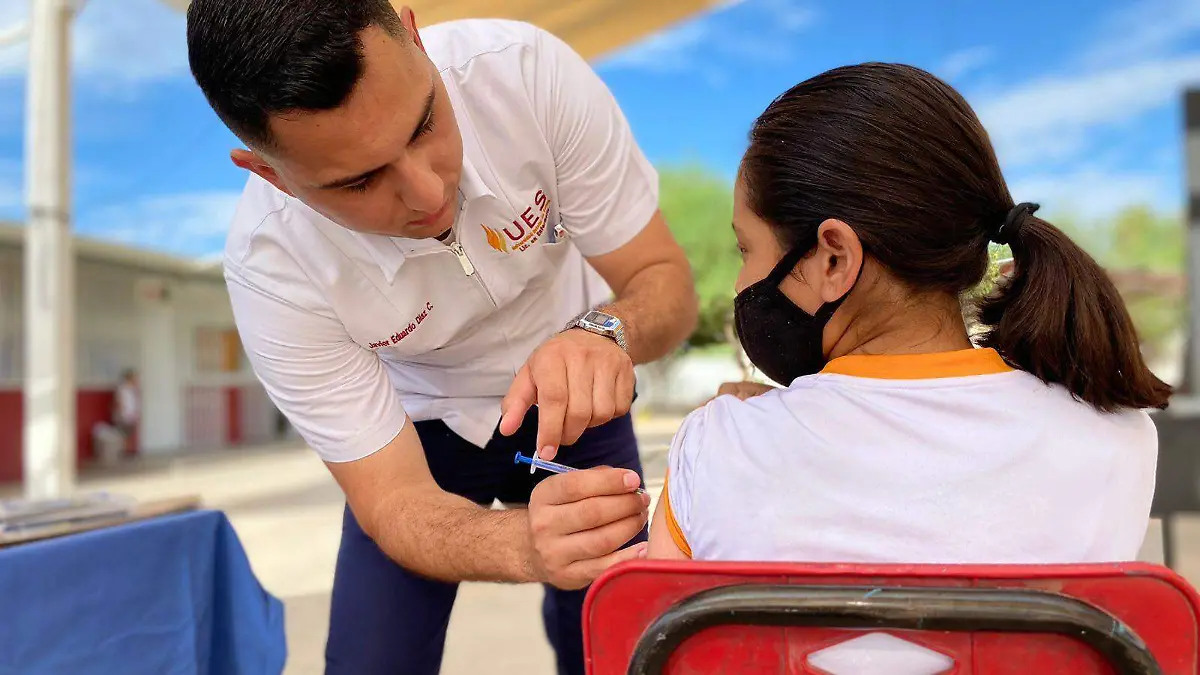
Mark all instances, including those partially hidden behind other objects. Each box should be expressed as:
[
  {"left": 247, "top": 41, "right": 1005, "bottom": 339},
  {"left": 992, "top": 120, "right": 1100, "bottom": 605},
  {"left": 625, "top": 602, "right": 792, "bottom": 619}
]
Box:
[{"left": 186, "top": 0, "right": 405, "bottom": 149}]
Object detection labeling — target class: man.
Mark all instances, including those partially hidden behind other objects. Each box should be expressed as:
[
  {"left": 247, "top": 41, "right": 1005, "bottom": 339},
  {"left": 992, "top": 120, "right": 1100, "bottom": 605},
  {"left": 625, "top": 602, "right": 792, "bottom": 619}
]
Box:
[{"left": 185, "top": 2, "right": 697, "bottom": 674}]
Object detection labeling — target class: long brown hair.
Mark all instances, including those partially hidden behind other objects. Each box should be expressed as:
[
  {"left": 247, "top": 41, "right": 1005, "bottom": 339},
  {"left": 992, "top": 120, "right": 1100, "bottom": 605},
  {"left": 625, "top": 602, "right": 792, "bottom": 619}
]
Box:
[{"left": 740, "top": 62, "right": 1171, "bottom": 412}]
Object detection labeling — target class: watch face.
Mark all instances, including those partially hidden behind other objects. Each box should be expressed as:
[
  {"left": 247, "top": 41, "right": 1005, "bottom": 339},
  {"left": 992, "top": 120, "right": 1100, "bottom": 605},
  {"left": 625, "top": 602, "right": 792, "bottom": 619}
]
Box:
[{"left": 585, "top": 311, "right": 619, "bottom": 329}]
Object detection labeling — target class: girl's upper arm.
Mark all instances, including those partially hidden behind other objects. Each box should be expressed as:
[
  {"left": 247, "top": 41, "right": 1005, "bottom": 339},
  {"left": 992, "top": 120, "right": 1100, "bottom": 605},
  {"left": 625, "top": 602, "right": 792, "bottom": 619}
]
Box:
[
  {"left": 648, "top": 483, "right": 691, "bottom": 560},
  {"left": 647, "top": 408, "right": 711, "bottom": 560}
]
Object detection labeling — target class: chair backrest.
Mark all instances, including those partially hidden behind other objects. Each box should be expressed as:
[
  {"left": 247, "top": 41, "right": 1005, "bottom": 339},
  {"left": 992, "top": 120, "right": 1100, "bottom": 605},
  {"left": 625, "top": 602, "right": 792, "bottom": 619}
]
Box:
[{"left": 583, "top": 561, "right": 1200, "bottom": 675}]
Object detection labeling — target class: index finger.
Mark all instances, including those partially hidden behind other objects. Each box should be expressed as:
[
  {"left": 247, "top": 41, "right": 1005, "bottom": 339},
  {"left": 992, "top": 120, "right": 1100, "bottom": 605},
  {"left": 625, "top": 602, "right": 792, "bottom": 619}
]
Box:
[
  {"left": 534, "top": 358, "right": 569, "bottom": 459},
  {"left": 532, "top": 467, "right": 643, "bottom": 507},
  {"left": 499, "top": 366, "right": 536, "bottom": 437}
]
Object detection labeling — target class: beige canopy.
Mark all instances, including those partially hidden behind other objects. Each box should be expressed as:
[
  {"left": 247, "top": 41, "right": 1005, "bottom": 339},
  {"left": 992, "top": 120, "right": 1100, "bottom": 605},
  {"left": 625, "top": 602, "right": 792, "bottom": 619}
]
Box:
[
  {"left": 158, "top": 0, "right": 722, "bottom": 61},
  {"left": 392, "top": 0, "right": 722, "bottom": 60}
]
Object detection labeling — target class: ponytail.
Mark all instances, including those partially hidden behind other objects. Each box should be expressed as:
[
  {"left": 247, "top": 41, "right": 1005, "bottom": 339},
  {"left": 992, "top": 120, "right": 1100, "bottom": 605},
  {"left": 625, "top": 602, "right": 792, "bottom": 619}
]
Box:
[{"left": 977, "top": 208, "right": 1172, "bottom": 412}]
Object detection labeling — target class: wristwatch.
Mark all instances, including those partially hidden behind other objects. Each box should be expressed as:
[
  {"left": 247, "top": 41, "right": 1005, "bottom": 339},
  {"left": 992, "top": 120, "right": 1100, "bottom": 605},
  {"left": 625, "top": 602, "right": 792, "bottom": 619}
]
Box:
[{"left": 566, "top": 309, "right": 628, "bottom": 352}]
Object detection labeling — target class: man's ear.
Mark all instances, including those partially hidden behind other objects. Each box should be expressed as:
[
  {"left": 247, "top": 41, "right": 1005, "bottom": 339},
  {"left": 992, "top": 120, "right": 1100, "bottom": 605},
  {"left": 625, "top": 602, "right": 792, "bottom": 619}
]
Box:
[
  {"left": 231, "top": 149, "right": 294, "bottom": 197},
  {"left": 397, "top": 5, "right": 425, "bottom": 53}
]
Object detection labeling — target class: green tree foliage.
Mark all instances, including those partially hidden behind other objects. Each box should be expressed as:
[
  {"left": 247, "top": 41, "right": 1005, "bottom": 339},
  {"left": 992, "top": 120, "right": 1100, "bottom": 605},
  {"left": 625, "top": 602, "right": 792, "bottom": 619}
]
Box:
[
  {"left": 1057, "top": 206, "right": 1185, "bottom": 365},
  {"left": 658, "top": 165, "right": 739, "bottom": 348},
  {"left": 964, "top": 245, "right": 1010, "bottom": 306}
]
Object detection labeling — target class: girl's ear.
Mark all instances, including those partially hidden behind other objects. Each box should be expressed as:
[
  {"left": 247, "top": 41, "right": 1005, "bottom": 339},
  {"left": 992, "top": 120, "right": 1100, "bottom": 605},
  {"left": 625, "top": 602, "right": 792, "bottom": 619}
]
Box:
[{"left": 812, "top": 218, "right": 863, "bottom": 303}]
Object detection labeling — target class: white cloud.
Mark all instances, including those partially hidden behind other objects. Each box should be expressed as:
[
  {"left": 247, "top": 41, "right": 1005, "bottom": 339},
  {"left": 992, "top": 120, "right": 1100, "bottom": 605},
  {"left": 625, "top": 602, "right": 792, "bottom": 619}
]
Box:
[
  {"left": 601, "top": 22, "right": 709, "bottom": 73},
  {"left": 599, "top": 0, "right": 818, "bottom": 76},
  {"left": 1007, "top": 167, "right": 1181, "bottom": 220},
  {"left": 757, "top": 0, "right": 818, "bottom": 32},
  {"left": 77, "top": 190, "right": 240, "bottom": 258},
  {"left": 962, "top": 0, "right": 1200, "bottom": 219},
  {"left": 1081, "top": 0, "right": 1200, "bottom": 66},
  {"left": 0, "top": 0, "right": 188, "bottom": 86},
  {"left": 936, "top": 46, "right": 995, "bottom": 82},
  {"left": 973, "top": 56, "right": 1200, "bottom": 168},
  {"left": 968, "top": 0, "right": 1200, "bottom": 167},
  {"left": 0, "top": 1, "right": 28, "bottom": 78}
]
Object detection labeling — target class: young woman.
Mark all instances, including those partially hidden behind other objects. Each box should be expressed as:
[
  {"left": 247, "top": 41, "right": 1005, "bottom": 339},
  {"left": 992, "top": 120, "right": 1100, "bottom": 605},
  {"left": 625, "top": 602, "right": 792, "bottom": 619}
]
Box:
[{"left": 649, "top": 63, "right": 1168, "bottom": 564}]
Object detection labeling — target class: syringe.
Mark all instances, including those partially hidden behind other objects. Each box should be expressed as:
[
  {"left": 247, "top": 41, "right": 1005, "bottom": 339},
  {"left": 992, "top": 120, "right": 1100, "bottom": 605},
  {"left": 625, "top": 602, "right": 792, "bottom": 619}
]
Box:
[{"left": 514, "top": 452, "right": 646, "bottom": 495}]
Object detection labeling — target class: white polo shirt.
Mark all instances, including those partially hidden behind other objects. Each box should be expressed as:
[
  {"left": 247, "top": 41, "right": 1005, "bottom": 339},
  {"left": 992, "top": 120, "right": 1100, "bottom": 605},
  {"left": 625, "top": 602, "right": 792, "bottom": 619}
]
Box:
[
  {"left": 222, "top": 19, "right": 658, "bottom": 463},
  {"left": 664, "top": 348, "right": 1158, "bottom": 564}
]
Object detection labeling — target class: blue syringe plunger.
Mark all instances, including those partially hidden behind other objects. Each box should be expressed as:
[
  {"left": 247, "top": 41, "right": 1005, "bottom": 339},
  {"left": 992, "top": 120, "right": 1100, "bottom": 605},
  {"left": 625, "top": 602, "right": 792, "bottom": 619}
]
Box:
[
  {"left": 513, "top": 452, "right": 574, "bottom": 475},
  {"left": 512, "top": 452, "right": 647, "bottom": 494}
]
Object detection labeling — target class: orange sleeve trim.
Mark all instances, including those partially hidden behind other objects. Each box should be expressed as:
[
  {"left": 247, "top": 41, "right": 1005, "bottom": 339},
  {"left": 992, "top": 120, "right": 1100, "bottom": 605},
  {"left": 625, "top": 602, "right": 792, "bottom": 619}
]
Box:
[{"left": 661, "top": 477, "right": 693, "bottom": 558}]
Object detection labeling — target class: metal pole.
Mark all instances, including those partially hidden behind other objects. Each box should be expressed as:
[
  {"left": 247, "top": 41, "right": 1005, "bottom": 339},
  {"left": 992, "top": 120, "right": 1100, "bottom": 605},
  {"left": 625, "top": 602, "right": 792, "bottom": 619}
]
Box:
[
  {"left": 23, "top": 0, "right": 75, "bottom": 499},
  {"left": 1185, "top": 90, "right": 1200, "bottom": 394}
]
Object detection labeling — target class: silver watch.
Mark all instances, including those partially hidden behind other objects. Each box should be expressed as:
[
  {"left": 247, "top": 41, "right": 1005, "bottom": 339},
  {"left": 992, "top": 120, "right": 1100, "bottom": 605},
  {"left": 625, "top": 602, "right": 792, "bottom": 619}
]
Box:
[{"left": 566, "top": 309, "right": 628, "bottom": 352}]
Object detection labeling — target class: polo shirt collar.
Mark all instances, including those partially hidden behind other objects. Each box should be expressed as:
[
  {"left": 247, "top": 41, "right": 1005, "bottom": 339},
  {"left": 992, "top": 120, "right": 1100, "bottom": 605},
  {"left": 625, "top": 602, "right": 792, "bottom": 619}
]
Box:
[{"left": 355, "top": 151, "right": 494, "bottom": 284}]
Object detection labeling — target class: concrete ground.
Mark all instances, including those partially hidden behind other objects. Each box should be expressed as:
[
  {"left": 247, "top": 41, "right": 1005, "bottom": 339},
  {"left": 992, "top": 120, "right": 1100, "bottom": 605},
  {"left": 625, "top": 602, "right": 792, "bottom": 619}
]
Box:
[{"left": 63, "top": 415, "right": 1186, "bottom": 675}]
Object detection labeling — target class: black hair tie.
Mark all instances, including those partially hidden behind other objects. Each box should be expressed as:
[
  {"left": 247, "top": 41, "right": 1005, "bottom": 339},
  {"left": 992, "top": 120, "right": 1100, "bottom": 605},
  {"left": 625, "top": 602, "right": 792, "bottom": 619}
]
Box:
[{"left": 991, "top": 202, "right": 1039, "bottom": 245}]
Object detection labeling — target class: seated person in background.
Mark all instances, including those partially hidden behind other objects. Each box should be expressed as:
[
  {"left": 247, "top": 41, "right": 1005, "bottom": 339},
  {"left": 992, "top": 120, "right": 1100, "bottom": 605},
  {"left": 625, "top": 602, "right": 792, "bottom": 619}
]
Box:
[{"left": 648, "top": 63, "right": 1169, "bottom": 564}]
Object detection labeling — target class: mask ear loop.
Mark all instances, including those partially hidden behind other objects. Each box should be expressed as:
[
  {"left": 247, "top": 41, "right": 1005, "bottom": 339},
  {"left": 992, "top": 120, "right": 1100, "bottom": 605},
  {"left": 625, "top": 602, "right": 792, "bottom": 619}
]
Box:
[
  {"left": 736, "top": 244, "right": 810, "bottom": 384},
  {"left": 765, "top": 245, "right": 812, "bottom": 286}
]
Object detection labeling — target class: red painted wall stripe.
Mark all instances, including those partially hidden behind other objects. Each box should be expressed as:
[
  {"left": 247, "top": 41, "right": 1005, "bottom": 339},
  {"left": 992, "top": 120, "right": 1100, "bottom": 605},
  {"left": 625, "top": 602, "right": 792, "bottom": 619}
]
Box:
[
  {"left": 0, "top": 389, "right": 138, "bottom": 484},
  {"left": 0, "top": 390, "right": 19, "bottom": 483}
]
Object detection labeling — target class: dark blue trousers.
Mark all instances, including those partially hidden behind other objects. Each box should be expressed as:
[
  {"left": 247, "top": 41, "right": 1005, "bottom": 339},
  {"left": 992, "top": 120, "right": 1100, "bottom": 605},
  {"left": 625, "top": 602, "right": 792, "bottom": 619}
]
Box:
[{"left": 324, "top": 412, "right": 646, "bottom": 675}]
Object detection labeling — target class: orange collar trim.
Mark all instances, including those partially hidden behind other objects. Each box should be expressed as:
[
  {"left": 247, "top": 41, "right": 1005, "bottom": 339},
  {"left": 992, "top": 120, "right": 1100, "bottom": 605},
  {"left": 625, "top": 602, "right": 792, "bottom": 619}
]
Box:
[{"left": 820, "top": 348, "right": 1013, "bottom": 380}]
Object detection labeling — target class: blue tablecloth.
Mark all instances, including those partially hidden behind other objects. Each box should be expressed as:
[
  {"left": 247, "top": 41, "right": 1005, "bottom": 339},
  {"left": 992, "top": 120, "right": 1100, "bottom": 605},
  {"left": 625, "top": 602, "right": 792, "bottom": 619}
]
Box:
[{"left": 0, "top": 509, "right": 287, "bottom": 675}]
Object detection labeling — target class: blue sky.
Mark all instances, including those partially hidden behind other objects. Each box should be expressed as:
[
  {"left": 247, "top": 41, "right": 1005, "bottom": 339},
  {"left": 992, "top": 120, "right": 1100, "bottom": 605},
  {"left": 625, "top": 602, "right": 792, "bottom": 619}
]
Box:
[{"left": 0, "top": 0, "right": 1197, "bottom": 258}]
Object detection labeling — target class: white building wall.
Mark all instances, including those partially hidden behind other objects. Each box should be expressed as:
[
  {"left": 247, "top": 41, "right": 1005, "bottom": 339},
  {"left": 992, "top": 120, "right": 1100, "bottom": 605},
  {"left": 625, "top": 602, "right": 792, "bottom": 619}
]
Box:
[
  {"left": 0, "top": 237, "right": 283, "bottom": 466},
  {"left": 175, "top": 279, "right": 265, "bottom": 449},
  {"left": 74, "top": 258, "right": 141, "bottom": 388}
]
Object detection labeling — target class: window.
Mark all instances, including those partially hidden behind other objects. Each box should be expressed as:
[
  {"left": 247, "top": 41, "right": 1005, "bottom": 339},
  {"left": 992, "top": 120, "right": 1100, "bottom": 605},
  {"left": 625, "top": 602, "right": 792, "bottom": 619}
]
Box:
[{"left": 194, "top": 327, "right": 242, "bottom": 373}]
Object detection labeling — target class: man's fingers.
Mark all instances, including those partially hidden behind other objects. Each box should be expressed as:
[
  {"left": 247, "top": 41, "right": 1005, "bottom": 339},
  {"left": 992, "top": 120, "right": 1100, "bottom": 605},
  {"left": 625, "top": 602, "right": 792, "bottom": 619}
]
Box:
[
  {"left": 558, "top": 513, "right": 649, "bottom": 571},
  {"left": 526, "top": 463, "right": 650, "bottom": 589},
  {"left": 531, "top": 467, "right": 642, "bottom": 507},
  {"left": 562, "top": 357, "right": 594, "bottom": 447},
  {"left": 615, "top": 365, "right": 635, "bottom": 417},
  {"left": 534, "top": 358, "right": 569, "bottom": 458},
  {"left": 500, "top": 366, "right": 536, "bottom": 436},
  {"left": 551, "top": 492, "right": 649, "bottom": 534},
  {"left": 568, "top": 541, "right": 649, "bottom": 585},
  {"left": 591, "top": 366, "right": 618, "bottom": 429}
]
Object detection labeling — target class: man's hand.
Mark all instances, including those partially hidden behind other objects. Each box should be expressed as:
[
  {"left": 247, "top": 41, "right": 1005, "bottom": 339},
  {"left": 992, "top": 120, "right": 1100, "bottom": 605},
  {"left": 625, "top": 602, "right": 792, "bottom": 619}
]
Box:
[
  {"left": 527, "top": 467, "right": 650, "bottom": 590},
  {"left": 499, "top": 328, "right": 634, "bottom": 460},
  {"left": 705, "top": 381, "right": 776, "bottom": 406}
]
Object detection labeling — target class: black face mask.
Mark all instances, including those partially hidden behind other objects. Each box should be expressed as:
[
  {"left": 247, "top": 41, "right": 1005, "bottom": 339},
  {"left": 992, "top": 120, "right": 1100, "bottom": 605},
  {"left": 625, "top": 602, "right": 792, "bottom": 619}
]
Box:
[{"left": 733, "top": 246, "right": 857, "bottom": 386}]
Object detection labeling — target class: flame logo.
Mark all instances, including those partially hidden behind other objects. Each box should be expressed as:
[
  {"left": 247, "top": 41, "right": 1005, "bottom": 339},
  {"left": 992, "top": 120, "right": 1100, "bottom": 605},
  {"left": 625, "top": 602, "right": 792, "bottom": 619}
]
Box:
[{"left": 482, "top": 225, "right": 508, "bottom": 253}]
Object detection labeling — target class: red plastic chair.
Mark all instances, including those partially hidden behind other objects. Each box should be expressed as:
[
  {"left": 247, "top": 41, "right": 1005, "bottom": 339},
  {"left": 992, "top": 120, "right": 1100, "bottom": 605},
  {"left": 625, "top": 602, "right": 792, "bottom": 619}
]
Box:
[{"left": 583, "top": 561, "right": 1200, "bottom": 675}]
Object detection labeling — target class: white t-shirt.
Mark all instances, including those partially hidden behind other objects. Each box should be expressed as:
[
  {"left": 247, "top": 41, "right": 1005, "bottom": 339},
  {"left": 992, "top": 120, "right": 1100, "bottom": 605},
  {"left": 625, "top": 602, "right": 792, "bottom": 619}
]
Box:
[
  {"left": 114, "top": 382, "right": 139, "bottom": 427},
  {"left": 664, "top": 348, "right": 1158, "bottom": 564},
  {"left": 223, "top": 20, "right": 658, "bottom": 462}
]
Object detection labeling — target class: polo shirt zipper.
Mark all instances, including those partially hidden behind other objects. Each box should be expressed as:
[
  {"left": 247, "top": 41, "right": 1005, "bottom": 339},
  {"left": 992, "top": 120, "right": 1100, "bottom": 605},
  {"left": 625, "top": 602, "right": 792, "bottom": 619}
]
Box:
[{"left": 448, "top": 241, "right": 497, "bottom": 307}]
